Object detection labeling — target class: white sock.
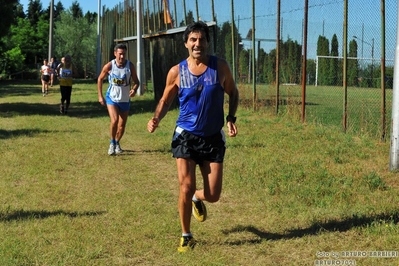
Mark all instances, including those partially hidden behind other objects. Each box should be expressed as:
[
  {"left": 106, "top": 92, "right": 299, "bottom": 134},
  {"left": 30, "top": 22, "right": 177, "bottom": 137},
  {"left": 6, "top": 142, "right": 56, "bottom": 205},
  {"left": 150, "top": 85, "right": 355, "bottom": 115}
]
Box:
[
  {"left": 192, "top": 194, "right": 199, "bottom": 202},
  {"left": 182, "top": 233, "right": 192, "bottom": 237}
]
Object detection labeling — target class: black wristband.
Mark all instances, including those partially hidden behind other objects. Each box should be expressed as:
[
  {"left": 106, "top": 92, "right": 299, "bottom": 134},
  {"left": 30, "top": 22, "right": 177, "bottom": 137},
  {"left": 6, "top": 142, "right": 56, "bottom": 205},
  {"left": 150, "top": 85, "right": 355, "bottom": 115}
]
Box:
[{"left": 226, "top": 115, "right": 236, "bottom": 123}]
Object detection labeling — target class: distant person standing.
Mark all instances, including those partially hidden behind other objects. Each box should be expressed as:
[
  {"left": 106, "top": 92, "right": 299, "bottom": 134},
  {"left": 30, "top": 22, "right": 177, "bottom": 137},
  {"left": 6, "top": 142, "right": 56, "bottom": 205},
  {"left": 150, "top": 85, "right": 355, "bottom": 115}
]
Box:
[
  {"left": 97, "top": 43, "right": 140, "bottom": 155},
  {"left": 57, "top": 57, "right": 65, "bottom": 71},
  {"left": 49, "top": 56, "right": 59, "bottom": 87},
  {"left": 40, "top": 59, "right": 51, "bottom": 96},
  {"left": 57, "top": 55, "right": 74, "bottom": 115}
]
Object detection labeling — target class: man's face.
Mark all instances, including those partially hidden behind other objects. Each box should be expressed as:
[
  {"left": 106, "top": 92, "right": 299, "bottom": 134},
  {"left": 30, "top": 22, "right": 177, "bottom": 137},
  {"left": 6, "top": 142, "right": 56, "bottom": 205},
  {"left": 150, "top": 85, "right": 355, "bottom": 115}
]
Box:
[
  {"left": 185, "top": 31, "right": 208, "bottom": 59},
  {"left": 114, "top": 48, "right": 126, "bottom": 66}
]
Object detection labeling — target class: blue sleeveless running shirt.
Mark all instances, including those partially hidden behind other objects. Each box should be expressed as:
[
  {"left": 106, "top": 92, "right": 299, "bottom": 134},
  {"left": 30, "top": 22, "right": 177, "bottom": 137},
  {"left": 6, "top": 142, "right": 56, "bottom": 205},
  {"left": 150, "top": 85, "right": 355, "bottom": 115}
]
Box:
[{"left": 176, "top": 55, "right": 224, "bottom": 137}]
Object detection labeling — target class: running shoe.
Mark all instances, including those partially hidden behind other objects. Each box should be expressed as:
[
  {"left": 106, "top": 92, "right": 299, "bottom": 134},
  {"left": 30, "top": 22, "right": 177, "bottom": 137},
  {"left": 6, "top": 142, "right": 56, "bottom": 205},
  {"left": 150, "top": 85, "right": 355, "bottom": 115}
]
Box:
[
  {"left": 192, "top": 200, "right": 207, "bottom": 222},
  {"left": 108, "top": 144, "right": 116, "bottom": 155},
  {"left": 177, "top": 236, "right": 196, "bottom": 252},
  {"left": 115, "top": 143, "right": 123, "bottom": 154},
  {"left": 60, "top": 105, "right": 64, "bottom": 114}
]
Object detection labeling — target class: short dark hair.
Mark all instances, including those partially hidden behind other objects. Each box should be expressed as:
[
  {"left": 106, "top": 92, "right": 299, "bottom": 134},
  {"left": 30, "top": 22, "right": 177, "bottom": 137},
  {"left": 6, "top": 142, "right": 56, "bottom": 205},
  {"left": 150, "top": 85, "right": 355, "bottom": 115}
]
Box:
[
  {"left": 183, "top": 21, "right": 210, "bottom": 43},
  {"left": 114, "top": 43, "right": 127, "bottom": 51}
]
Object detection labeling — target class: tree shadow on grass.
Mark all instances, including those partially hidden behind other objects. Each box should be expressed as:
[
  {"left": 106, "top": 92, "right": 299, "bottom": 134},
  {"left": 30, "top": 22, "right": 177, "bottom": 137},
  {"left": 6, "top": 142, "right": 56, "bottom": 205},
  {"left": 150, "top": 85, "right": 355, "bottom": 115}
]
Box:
[
  {"left": 0, "top": 209, "right": 106, "bottom": 222},
  {"left": 0, "top": 129, "right": 79, "bottom": 139},
  {"left": 0, "top": 99, "right": 159, "bottom": 118},
  {"left": 66, "top": 99, "right": 159, "bottom": 118},
  {"left": 0, "top": 81, "right": 40, "bottom": 98},
  {"left": 220, "top": 211, "right": 399, "bottom": 245},
  {"left": 0, "top": 101, "right": 107, "bottom": 118},
  {"left": 113, "top": 146, "right": 172, "bottom": 156}
]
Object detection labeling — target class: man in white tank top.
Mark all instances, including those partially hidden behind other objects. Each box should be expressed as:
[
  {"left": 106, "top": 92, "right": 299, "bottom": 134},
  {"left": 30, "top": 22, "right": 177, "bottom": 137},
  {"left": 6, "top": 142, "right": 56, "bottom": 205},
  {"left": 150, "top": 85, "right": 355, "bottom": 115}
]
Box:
[{"left": 97, "top": 43, "right": 140, "bottom": 155}]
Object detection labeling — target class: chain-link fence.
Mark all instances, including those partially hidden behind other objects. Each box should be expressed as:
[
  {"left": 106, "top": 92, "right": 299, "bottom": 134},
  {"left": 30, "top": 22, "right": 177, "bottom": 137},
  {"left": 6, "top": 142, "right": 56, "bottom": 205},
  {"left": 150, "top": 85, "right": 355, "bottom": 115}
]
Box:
[{"left": 100, "top": 0, "right": 397, "bottom": 139}]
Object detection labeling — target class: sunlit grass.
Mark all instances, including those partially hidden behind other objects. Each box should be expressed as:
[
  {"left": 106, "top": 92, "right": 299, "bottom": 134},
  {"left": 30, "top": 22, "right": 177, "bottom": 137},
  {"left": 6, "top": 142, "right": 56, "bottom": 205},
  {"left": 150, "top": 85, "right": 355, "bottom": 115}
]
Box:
[{"left": 0, "top": 80, "right": 398, "bottom": 265}]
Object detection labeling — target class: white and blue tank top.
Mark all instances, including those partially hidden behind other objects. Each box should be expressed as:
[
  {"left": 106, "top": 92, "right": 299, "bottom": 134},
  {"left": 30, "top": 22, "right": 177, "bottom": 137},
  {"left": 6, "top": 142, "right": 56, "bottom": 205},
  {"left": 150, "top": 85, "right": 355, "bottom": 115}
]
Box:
[{"left": 106, "top": 59, "right": 132, "bottom": 103}]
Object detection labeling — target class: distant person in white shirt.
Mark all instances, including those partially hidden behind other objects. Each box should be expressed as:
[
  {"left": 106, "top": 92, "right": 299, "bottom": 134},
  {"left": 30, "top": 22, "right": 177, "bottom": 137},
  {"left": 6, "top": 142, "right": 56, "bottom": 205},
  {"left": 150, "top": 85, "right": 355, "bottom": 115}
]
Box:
[{"left": 40, "top": 59, "right": 51, "bottom": 96}]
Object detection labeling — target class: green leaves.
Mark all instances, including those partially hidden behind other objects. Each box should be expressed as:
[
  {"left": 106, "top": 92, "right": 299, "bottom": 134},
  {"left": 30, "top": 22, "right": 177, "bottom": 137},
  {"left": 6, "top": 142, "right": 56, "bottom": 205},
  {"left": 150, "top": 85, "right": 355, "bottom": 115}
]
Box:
[{"left": 54, "top": 11, "right": 97, "bottom": 77}]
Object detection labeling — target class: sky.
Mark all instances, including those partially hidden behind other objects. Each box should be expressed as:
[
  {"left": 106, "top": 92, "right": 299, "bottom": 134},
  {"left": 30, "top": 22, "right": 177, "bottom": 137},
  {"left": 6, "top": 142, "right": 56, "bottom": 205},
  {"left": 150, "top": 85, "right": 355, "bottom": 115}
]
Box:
[
  {"left": 19, "top": 0, "right": 115, "bottom": 14},
  {"left": 19, "top": 0, "right": 397, "bottom": 60}
]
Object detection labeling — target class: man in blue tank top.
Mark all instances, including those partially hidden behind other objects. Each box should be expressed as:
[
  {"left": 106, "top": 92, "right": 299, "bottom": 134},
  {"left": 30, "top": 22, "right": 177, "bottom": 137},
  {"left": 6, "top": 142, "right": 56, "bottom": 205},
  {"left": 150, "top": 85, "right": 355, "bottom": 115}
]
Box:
[{"left": 147, "top": 21, "right": 239, "bottom": 252}]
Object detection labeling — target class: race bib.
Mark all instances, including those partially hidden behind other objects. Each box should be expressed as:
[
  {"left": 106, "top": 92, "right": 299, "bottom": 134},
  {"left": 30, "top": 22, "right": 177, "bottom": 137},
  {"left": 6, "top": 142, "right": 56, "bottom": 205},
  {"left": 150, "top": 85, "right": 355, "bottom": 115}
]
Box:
[{"left": 109, "top": 85, "right": 123, "bottom": 102}]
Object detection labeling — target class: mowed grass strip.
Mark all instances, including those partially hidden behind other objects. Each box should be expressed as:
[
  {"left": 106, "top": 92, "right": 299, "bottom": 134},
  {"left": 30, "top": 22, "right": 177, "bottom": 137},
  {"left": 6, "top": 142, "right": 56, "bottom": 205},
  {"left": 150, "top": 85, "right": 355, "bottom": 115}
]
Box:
[{"left": 0, "top": 81, "right": 398, "bottom": 265}]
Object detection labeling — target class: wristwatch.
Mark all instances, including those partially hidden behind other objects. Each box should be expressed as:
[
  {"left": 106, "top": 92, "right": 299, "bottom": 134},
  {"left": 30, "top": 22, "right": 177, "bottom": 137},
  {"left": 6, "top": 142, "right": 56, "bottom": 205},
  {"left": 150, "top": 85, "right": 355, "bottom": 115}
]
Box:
[{"left": 226, "top": 115, "right": 236, "bottom": 123}]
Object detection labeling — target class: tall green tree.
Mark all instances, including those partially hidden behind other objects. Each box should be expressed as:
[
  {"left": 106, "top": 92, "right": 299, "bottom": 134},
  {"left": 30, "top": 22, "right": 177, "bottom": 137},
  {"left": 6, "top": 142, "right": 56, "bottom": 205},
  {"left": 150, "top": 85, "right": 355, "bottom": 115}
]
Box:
[
  {"left": 27, "top": 0, "right": 46, "bottom": 26},
  {"left": 7, "top": 0, "right": 49, "bottom": 67},
  {"left": 306, "top": 59, "right": 316, "bottom": 85},
  {"left": 54, "top": 10, "right": 96, "bottom": 78},
  {"left": 329, "top": 34, "right": 339, "bottom": 85},
  {"left": 259, "top": 38, "right": 301, "bottom": 85},
  {"left": 224, "top": 31, "right": 233, "bottom": 67},
  {"left": 220, "top": 21, "right": 241, "bottom": 79},
  {"left": 0, "top": 1, "right": 25, "bottom": 76},
  {"left": 70, "top": 1, "right": 83, "bottom": 18},
  {"left": 257, "top": 48, "right": 267, "bottom": 83},
  {"left": 3, "top": 47, "right": 25, "bottom": 76},
  {"left": 7, "top": 11, "right": 49, "bottom": 66},
  {"left": 281, "top": 38, "right": 301, "bottom": 84},
  {"left": 36, "top": 13, "right": 51, "bottom": 58},
  {"left": 216, "top": 22, "right": 230, "bottom": 62},
  {"left": 264, "top": 49, "right": 276, "bottom": 84},
  {"left": 84, "top": 11, "right": 97, "bottom": 24},
  {"left": 316, "top": 35, "right": 330, "bottom": 85},
  {"left": 14, "top": 2, "right": 26, "bottom": 19},
  {"left": 238, "top": 49, "right": 249, "bottom": 83},
  {"left": 292, "top": 40, "right": 302, "bottom": 83},
  {"left": 0, "top": 0, "right": 19, "bottom": 41},
  {"left": 6, "top": 18, "right": 33, "bottom": 56},
  {"left": 180, "top": 10, "right": 195, "bottom": 26},
  {"left": 348, "top": 39, "right": 358, "bottom": 86},
  {"left": 54, "top": 1, "right": 65, "bottom": 20}
]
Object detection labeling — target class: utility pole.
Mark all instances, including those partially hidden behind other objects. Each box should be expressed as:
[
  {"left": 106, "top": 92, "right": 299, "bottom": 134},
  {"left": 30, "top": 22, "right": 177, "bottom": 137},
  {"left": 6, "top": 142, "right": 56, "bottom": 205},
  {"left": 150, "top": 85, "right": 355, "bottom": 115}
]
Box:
[
  {"left": 136, "top": 0, "right": 143, "bottom": 95},
  {"left": 48, "top": 0, "right": 54, "bottom": 62},
  {"left": 251, "top": 0, "right": 256, "bottom": 110},
  {"left": 96, "top": 0, "right": 101, "bottom": 78},
  {"left": 389, "top": 2, "right": 399, "bottom": 170},
  {"left": 231, "top": 0, "right": 236, "bottom": 82}
]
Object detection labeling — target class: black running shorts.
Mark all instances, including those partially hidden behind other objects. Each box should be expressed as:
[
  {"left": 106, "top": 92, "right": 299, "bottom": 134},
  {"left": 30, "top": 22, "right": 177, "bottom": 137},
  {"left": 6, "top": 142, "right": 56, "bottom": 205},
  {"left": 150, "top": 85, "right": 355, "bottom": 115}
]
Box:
[
  {"left": 42, "top": 75, "right": 50, "bottom": 83},
  {"left": 171, "top": 126, "right": 226, "bottom": 165}
]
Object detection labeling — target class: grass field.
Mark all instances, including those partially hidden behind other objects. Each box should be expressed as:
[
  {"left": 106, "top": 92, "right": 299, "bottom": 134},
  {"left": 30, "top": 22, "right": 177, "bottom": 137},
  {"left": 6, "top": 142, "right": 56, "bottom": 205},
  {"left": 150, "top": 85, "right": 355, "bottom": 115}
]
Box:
[
  {"left": 239, "top": 83, "right": 392, "bottom": 139},
  {"left": 0, "top": 80, "right": 398, "bottom": 265}
]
